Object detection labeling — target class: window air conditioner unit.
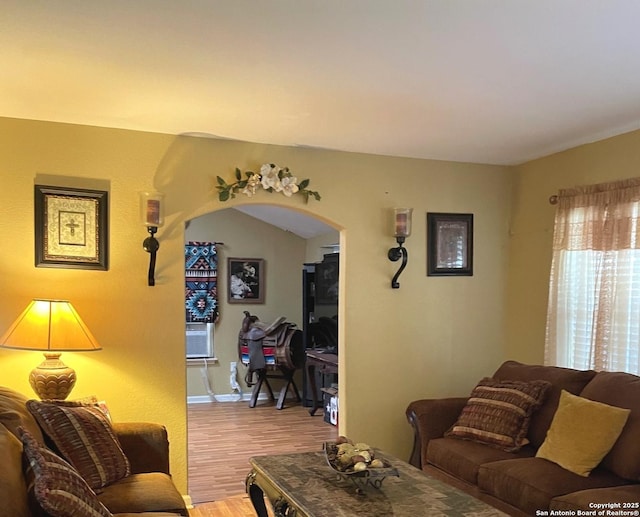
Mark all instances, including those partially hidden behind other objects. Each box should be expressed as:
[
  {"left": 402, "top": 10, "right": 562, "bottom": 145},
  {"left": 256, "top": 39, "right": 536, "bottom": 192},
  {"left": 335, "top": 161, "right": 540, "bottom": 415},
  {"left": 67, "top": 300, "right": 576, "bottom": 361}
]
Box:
[{"left": 186, "top": 322, "right": 214, "bottom": 358}]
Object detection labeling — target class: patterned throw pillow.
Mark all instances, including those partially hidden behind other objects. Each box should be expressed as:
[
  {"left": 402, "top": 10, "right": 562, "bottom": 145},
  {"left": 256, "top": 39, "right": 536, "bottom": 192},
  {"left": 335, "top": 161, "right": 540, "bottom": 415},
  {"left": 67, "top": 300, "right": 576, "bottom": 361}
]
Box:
[
  {"left": 445, "top": 377, "right": 551, "bottom": 452},
  {"left": 26, "top": 400, "right": 130, "bottom": 490},
  {"left": 20, "top": 428, "right": 112, "bottom": 517}
]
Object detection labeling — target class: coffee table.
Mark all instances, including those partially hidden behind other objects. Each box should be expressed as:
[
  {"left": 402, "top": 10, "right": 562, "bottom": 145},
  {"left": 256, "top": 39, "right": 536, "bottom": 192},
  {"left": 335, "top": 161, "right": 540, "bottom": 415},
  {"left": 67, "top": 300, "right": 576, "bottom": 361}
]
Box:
[{"left": 246, "top": 449, "right": 507, "bottom": 516}]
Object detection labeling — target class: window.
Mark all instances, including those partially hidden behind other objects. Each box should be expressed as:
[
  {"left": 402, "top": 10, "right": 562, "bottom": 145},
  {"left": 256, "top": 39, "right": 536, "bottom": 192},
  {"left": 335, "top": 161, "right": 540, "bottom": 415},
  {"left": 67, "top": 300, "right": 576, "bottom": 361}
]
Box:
[
  {"left": 545, "top": 179, "right": 640, "bottom": 375},
  {"left": 186, "top": 322, "right": 215, "bottom": 359}
]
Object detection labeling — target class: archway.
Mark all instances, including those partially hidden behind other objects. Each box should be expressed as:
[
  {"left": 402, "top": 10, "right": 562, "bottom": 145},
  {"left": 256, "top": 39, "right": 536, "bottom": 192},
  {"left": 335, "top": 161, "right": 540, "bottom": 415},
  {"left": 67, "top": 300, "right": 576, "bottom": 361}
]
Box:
[{"left": 183, "top": 203, "right": 342, "bottom": 503}]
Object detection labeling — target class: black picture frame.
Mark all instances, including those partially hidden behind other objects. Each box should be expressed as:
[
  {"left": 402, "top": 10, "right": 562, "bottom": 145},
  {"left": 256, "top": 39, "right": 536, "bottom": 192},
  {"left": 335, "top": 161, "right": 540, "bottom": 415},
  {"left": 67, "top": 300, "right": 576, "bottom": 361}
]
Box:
[
  {"left": 35, "top": 185, "right": 109, "bottom": 270},
  {"left": 227, "top": 258, "right": 265, "bottom": 304},
  {"left": 427, "top": 212, "right": 473, "bottom": 276}
]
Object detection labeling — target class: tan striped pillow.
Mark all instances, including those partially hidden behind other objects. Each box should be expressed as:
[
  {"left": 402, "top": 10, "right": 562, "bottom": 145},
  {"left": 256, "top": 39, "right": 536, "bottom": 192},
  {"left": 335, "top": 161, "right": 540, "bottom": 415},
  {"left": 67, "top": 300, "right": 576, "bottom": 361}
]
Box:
[
  {"left": 445, "top": 377, "right": 551, "bottom": 452},
  {"left": 26, "top": 400, "right": 130, "bottom": 490},
  {"left": 20, "top": 428, "right": 112, "bottom": 517}
]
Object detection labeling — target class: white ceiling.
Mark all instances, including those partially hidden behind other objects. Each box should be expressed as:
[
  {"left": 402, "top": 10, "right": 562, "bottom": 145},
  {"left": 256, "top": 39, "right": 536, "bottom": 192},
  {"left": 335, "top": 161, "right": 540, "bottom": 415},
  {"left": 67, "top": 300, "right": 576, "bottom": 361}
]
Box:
[
  {"left": 3, "top": 1, "right": 640, "bottom": 167},
  {"left": 234, "top": 204, "right": 335, "bottom": 239}
]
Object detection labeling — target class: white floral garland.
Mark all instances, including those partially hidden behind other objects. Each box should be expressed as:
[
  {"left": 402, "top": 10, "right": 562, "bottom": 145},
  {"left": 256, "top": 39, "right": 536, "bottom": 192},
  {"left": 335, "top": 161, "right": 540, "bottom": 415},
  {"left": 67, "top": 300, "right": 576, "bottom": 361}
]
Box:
[{"left": 216, "top": 164, "right": 321, "bottom": 203}]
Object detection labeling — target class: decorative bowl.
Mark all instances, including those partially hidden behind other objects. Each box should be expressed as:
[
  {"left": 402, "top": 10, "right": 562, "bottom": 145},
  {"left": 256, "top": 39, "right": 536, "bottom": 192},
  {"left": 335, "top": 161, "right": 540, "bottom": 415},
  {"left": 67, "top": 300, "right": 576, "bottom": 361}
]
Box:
[{"left": 323, "top": 442, "right": 399, "bottom": 489}]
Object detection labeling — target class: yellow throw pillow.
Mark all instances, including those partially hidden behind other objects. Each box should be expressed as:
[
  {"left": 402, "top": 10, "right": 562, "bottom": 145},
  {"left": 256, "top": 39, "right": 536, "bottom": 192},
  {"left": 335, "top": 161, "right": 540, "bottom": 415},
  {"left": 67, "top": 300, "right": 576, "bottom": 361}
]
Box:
[{"left": 536, "top": 390, "right": 630, "bottom": 476}]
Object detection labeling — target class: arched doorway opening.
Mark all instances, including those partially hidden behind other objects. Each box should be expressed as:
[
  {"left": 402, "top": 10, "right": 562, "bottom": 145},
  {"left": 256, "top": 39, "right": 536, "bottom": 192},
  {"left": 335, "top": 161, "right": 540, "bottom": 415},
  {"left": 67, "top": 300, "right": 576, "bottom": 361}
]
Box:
[{"left": 183, "top": 204, "right": 341, "bottom": 504}]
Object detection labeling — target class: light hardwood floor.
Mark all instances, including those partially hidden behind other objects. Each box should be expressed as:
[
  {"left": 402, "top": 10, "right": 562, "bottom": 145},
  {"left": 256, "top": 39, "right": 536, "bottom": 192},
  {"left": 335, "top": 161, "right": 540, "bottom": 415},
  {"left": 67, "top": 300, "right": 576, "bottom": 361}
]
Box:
[
  {"left": 187, "top": 398, "right": 337, "bottom": 514},
  {"left": 188, "top": 493, "right": 269, "bottom": 517}
]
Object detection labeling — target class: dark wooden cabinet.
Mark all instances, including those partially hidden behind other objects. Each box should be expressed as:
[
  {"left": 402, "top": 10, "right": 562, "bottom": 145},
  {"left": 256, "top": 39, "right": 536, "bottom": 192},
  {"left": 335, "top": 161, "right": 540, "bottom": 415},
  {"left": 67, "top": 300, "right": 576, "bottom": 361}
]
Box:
[{"left": 301, "top": 254, "right": 339, "bottom": 407}]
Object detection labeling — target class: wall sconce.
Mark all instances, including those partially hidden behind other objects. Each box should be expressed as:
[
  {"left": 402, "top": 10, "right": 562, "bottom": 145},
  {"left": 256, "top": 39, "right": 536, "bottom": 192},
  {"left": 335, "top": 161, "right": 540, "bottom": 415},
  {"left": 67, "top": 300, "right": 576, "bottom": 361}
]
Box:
[
  {"left": 140, "top": 191, "right": 165, "bottom": 286},
  {"left": 0, "top": 299, "right": 102, "bottom": 400},
  {"left": 388, "top": 208, "right": 413, "bottom": 289}
]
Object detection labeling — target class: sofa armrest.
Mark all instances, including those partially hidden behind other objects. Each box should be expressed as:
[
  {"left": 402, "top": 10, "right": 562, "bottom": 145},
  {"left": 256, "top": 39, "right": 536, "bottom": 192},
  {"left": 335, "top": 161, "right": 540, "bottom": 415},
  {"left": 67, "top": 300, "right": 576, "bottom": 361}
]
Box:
[
  {"left": 405, "top": 397, "right": 468, "bottom": 469},
  {"left": 112, "top": 422, "right": 170, "bottom": 475}
]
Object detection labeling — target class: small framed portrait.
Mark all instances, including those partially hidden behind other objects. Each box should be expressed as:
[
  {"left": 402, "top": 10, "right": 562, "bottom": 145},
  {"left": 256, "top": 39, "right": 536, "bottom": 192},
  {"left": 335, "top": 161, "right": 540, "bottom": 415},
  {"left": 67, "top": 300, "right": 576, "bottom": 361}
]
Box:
[
  {"left": 227, "top": 258, "right": 265, "bottom": 303},
  {"left": 34, "top": 185, "right": 109, "bottom": 270},
  {"left": 427, "top": 213, "right": 473, "bottom": 276}
]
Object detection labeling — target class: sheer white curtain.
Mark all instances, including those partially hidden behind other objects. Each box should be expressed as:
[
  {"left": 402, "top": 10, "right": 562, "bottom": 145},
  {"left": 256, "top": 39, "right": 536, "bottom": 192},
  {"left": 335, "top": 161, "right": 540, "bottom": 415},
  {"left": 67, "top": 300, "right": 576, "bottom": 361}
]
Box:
[{"left": 545, "top": 178, "right": 640, "bottom": 374}]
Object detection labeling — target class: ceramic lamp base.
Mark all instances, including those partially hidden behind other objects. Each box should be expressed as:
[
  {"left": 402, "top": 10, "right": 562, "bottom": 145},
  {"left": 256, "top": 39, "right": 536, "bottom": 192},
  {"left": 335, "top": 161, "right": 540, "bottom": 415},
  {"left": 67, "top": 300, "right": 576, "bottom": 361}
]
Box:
[{"left": 29, "top": 352, "right": 77, "bottom": 400}]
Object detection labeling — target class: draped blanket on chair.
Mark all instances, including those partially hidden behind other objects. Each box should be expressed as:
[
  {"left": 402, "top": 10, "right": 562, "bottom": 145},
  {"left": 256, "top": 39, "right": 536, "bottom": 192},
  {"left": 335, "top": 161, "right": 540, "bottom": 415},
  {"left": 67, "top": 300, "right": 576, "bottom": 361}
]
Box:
[{"left": 185, "top": 242, "right": 219, "bottom": 323}]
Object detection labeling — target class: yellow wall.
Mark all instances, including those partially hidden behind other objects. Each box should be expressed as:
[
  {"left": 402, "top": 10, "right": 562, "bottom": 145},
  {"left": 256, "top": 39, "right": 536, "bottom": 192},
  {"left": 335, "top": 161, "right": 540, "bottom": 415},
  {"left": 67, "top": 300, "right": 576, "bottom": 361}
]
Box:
[
  {"left": 0, "top": 116, "right": 512, "bottom": 496},
  {"left": 0, "top": 118, "right": 190, "bottom": 490},
  {"left": 507, "top": 129, "right": 640, "bottom": 363},
  {"left": 305, "top": 232, "right": 340, "bottom": 263}
]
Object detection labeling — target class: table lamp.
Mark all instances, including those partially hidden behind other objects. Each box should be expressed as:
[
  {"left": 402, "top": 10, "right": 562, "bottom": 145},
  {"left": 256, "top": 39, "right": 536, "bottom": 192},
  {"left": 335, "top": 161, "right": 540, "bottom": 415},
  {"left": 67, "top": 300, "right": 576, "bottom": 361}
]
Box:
[{"left": 0, "top": 299, "right": 101, "bottom": 400}]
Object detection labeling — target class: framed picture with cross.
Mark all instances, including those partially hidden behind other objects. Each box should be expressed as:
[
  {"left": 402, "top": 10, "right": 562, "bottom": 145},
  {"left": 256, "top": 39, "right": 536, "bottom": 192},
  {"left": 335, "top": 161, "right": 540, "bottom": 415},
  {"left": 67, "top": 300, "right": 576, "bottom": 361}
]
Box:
[{"left": 35, "top": 185, "right": 109, "bottom": 270}]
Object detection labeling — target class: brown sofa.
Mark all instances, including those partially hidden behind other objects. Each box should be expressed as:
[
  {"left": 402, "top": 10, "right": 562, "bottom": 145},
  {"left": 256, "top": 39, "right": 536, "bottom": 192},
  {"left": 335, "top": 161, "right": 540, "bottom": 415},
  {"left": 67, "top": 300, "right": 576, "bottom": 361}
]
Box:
[
  {"left": 406, "top": 361, "right": 640, "bottom": 516},
  {"left": 0, "top": 386, "right": 188, "bottom": 517}
]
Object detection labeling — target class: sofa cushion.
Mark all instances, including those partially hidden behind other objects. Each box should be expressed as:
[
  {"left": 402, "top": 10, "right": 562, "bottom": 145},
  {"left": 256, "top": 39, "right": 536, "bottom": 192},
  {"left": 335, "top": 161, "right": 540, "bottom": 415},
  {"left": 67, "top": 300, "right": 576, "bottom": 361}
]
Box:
[
  {"left": 0, "top": 426, "right": 30, "bottom": 517},
  {"left": 427, "top": 436, "right": 535, "bottom": 484},
  {"left": 112, "top": 421, "right": 170, "bottom": 475},
  {"left": 0, "top": 386, "right": 45, "bottom": 443},
  {"left": 27, "top": 400, "right": 130, "bottom": 490},
  {"left": 445, "top": 377, "right": 550, "bottom": 452},
  {"left": 20, "top": 428, "right": 112, "bottom": 517},
  {"left": 550, "top": 485, "right": 640, "bottom": 512},
  {"left": 492, "top": 360, "right": 597, "bottom": 448},
  {"left": 97, "top": 473, "right": 188, "bottom": 516},
  {"left": 579, "top": 371, "right": 640, "bottom": 481},
  {"left": 536, "top": 390, "right": 630, "bottom": 476},
  {"left": 478, "top": 457, "right": 630, "bottom": 516}
]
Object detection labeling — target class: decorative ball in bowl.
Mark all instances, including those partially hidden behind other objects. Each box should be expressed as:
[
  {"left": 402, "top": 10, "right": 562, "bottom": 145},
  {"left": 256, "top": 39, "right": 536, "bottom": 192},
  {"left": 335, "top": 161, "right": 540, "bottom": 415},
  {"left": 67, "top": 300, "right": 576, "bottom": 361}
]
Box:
[{"left": 323, "top": 437, "right": 399, "bottom": 488}]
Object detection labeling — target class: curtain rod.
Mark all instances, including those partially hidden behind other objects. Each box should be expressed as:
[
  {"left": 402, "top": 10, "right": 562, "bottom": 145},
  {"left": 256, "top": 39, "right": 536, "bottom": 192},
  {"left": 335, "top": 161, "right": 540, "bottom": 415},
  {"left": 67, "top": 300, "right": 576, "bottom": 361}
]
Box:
[{"left": 549, "top": 195, "right": 558, "bottom": 205}]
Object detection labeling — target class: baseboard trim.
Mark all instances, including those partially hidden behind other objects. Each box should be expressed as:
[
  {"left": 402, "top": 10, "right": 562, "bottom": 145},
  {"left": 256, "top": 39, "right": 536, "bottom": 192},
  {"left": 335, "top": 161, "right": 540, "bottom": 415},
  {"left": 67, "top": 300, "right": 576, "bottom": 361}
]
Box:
[
  {"left": 182, "top": 494, "right": 194, "bottom": 509},
  {"left": 187, "top": 393, "right": 268, "bottom": 404}
]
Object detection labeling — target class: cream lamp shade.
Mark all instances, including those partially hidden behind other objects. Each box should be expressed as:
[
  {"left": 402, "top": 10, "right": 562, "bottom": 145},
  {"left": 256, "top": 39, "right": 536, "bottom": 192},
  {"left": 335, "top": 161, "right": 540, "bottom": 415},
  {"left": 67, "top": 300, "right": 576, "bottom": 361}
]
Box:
[{"left": 0, "top": 299, "right": 101, "bottom": 400}]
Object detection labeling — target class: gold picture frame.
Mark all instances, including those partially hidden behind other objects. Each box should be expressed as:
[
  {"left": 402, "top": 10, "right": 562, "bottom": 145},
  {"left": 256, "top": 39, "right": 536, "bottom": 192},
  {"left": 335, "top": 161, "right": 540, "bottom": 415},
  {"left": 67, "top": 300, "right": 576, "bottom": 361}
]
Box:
[{"left": 35, "top": 185, "right": 109, "bottom": 270}]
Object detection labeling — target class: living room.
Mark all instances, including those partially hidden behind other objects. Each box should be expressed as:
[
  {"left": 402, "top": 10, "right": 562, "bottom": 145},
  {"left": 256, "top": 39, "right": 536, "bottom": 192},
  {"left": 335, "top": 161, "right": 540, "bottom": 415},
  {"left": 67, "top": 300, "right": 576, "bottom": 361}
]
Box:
[{"left": 2, "top": 2, "right": 640, "bottom": 515}]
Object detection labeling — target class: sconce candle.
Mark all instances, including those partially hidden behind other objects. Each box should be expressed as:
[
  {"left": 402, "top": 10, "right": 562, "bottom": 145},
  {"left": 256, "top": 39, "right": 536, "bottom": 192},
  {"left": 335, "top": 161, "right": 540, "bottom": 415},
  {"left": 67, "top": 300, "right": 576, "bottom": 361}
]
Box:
[
  {"left": 140, "top": 192, "right": 165, "bottom": 228},
  {"left": 389, "top": 208, "right": 413, "bottom": 289},
  {"left": 146, "top": 199, "right": 161, "bottom": 226},
  {"left": 394, "top": 208, "right": 413, "bottom": 237},
  {"left": 139, "top": 191, "right": 165, "bottom": 286}
]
